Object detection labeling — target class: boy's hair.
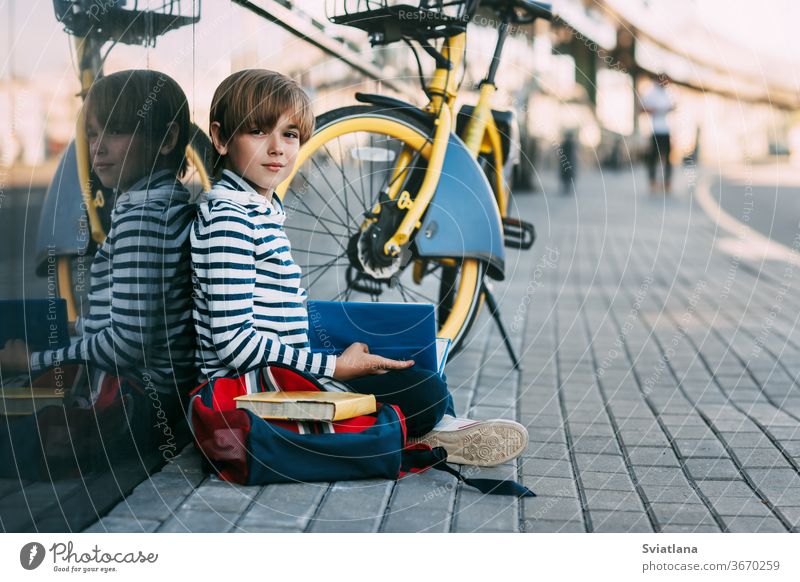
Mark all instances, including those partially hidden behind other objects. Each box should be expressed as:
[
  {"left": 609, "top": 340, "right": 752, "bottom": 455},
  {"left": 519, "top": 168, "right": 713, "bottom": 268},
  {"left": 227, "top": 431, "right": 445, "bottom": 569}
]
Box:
[
  {"left": 209, "top": 69, "right": 315, "bottom": 178},
  {"left": 84, "top": 69, "right": 191, "bottom": 178}
]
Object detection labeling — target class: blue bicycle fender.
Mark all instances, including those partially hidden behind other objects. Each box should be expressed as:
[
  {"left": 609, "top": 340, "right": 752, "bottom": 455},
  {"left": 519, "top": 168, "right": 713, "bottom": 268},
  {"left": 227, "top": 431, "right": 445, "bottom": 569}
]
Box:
[
  {"left": 414, "top": 132, "right": 505, "bottom": 280},
  {"left": 34, "top": 141, "right": 93, "bottom": 276}
]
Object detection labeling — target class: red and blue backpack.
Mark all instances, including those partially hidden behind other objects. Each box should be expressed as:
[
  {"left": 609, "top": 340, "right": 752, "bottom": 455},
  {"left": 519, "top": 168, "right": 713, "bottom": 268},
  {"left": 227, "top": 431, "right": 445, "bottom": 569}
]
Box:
[{"left": 188, "top": 363, "right": 533, "bottom": 497}]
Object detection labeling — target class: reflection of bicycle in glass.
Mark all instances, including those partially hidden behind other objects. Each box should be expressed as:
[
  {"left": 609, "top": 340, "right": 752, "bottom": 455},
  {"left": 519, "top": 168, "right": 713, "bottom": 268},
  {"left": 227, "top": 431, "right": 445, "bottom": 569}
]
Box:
[
  {"left": 38, "top": 1, "right": 212, "bottom": 321},
  {"left": 277, "top": 0, "right": 551, "bottom": 360}
]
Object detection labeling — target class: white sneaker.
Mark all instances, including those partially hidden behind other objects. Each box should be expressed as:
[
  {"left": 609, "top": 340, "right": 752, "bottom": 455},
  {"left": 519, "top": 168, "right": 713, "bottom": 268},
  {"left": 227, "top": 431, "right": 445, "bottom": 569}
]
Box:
[{"left": 409, "top": 415, "right": 528, "bottom": 467}]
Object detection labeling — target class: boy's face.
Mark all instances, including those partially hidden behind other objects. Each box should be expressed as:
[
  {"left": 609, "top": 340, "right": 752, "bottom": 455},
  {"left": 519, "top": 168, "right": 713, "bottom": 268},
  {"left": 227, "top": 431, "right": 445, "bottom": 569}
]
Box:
[
  {"left": 86, "top": 112, "right": 151, "bottom": 192},
  {"left": 218, "top": 112, "right": 301, "bottom": 196}
]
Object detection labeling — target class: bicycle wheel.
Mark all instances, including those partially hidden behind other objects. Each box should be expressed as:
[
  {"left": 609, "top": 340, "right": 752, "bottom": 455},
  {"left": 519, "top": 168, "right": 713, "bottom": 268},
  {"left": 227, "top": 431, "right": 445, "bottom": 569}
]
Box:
[{"left": 279, "top": 105, "right": 487, "bottom": 355}]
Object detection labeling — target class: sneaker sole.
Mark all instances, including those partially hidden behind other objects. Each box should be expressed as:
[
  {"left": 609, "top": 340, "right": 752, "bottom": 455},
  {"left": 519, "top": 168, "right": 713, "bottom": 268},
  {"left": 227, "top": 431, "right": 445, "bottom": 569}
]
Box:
[{"left": 411, "top": 420, "right": 529, "bottom": 467}]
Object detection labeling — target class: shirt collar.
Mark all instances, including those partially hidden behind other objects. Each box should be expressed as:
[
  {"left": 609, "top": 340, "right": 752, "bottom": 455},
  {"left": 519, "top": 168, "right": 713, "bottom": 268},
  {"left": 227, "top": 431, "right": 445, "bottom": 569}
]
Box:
[
  {"left": 207, "top": 169, "right": 285, "bottom": 213},
  {"left": 115, "top": 169, "right": 188, "bottom": 205}
]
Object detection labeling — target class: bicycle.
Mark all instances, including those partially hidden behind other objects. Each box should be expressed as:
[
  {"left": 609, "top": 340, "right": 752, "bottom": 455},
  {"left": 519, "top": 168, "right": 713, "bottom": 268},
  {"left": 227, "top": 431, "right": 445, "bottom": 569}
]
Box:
[
  {"left": 275, "top": 0, "right": 552, "bottom": 360},
  {"left": 36, "top": 0, "right": 213, "bottom": 323}
]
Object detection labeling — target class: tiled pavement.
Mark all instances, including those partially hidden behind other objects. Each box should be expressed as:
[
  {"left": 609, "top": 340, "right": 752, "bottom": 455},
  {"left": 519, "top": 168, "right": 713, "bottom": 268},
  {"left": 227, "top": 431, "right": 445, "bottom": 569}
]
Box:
[{"left": 85, "top": 166, "right": 800, "bottom": 533}]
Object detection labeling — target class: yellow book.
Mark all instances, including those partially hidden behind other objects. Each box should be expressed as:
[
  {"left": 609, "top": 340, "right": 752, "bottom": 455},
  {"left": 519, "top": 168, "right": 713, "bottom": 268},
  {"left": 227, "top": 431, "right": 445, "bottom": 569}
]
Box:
[
  {"left": 234, "top": 391, "right": 376, "bottom": 421},
  {"left": 1, "top": 387, "right": 65, "bottom": 416}
]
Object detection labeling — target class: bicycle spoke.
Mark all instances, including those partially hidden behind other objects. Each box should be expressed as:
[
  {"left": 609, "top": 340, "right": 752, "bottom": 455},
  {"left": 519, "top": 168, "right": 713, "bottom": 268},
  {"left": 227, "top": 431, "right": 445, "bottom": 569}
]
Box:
[
  {"left": 396, "top": 282, "right": 411, "bottom": 302},
  {"left": 322, "top": 142, "right": 362, "bottom": 222},
  {"left": 288, "top": 196, "right": 350, "bottom": 232},
  {"left": 396, "top": 280, "right": 436, "bottom": 304},
  {"left": 298, "top": 250, "right": 348, "bottom": 276},
  {"left": 329, "top": 288, "right": 345, "bottom": 301},
  {"left": 307, "top": 257, "right": 347, "bottom": 290},
  {"left": 337, "top": 136, "right": 358, "bottom": 218},
  {"left": 285, "top": 223, "right": 348, "bottom": 238},
  {"left": 349, "top": 133, "right": 370, "bottom": 211},
  {"left": 293, "top": 195, "right": 348, "bottom": 252},
  {"left": 299, "top": 165, "right": 351, "bottom": 227},
  {"left": 297, "top": 247, "right": 350, "bottom": 260},
  {"left": 369, "top": 133, "right": 375, "bottom": 212}
]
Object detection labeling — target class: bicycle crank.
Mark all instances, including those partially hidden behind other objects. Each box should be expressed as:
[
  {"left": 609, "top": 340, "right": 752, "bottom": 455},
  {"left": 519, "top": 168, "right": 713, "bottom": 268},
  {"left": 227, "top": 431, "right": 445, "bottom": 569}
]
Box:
[{"left": 347, "top": 190, "right": 413, "bottom": 280}]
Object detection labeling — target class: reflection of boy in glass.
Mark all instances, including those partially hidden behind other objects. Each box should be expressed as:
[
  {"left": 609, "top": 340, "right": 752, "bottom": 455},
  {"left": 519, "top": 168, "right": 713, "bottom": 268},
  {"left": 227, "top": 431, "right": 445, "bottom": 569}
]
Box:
[{"left": 0, "top": 70, "right": 196, "bottom": 418}]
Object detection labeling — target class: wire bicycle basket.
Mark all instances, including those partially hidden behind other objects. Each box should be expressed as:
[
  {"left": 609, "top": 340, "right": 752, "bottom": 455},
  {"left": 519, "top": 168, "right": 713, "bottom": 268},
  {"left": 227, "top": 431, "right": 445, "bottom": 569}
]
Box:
[
  {"left": 326, "top": 0, "right": 479, "bottom": 45},
  {"left": 52, "top": 0, "right": 201, "bottom": 46}
]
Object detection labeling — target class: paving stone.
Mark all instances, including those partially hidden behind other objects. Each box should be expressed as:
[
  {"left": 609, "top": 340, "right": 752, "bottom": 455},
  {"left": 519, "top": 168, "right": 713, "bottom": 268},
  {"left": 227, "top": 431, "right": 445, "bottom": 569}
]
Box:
[
  {"left": 583, "top": 489, "right": 645, "bottom": 512},
  {"left": 231, "top": 523, "right": 303, "bottom": 533},
  {"left": 735, "top": 447, "right": 793, "bottom": 469},
  {"left": 521, "top": 519, "right": 585, "bottom": 532},
  {"left": 238, "top": 483, "right": 326, "bottom": 531},
  {"left": 777, "top": 506, "right": 800, "bottom": 527},
  {"left": 570, "top": 435, "right": 618, "bottom": 454},
  {"left": 574, "top": 453, "right": 627, "bottom": 473},
  {"left": 308, "top": 480, "right": 392, "bottom": 533},
  {"left": 695, "top": 479, "right": 756, "bottom": 497},
  {"left": 683, "top": 458, "right": 741, "bottom": 480},
  {"left": 522, "top": 496, "right": 583, "bottom": 522},
  {"left": 673, "top": 439, "right": 728, "bottom": 457},
  {"left": 748, "top": 469, "right": 800, "bottom": 489},
  {"left": 84, "top": 517, "right": 161, "bottom": 533},
  {"left": 723, "top": 516, "right": 788, "bottom": 533},
  {"left": 453, "top": 490, "right": 518, "bottom": 532},
  {"left": 589, "top": 510, "right": 654, "bottom": 533},
  {"left": 159, "top": 510, "right": 239, "bottom": 532},
  {"left": 579, "top": 471, "right": 635, "bottom": 491},
  {"left": 626, "top": 446, "right": 681, "bottom": 466},
  {"left": 524, "top": 427, "right": 568, "bottom": 443},
  {"left": 767, "top": 489, "right": 800, "bottom": 506},
  {"left": 718, "top": 432, "right": 774, "bottom": 448},
  {"left": 522, "top": 476, "right": 578, "bottom": 497},
  {"left": 649, "top": 502, "right": 715, "bottom": 525},
  {"left": 640, "top": 485, "right": 703, "bottom": 504},
  {"left": 660, "top": 523, "right": 722, "bottom": 533},
  {"left": 180, "top": 482, "right": 256, "bottom": 514},
  {"left": 519, "top": 457, "right": 573, "bottom": 479},
  {"left": 633, "top": 466, "right": 690, "bottom": 487},
  {"left": 707, "top": 497, "right": 774, "bottom": 517},
  {"left": 568, "top": 423, "right": 616, "bottom": 438},
  {"left": 523, "top": 442, "right": 569, "bottom": 460},
  {"left": 108, "top": 491, "right": 187, "bottom": 521}
]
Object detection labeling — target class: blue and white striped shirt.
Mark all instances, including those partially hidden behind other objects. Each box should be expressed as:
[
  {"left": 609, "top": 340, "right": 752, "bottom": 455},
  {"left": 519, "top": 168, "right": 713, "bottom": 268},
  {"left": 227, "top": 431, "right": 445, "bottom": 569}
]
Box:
[
  {"left": 31, "top": 170, "right": 197, "bottom": 392},
  {"left": 191, "top": 170, "right": 337, "bottom": 381}
]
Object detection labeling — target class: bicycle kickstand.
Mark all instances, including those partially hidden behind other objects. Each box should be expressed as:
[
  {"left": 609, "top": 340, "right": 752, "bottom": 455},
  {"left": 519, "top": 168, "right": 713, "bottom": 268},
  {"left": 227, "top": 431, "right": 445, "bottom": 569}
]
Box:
[{"left": 480, "top": 281, "right": 522, "bottom": 371}]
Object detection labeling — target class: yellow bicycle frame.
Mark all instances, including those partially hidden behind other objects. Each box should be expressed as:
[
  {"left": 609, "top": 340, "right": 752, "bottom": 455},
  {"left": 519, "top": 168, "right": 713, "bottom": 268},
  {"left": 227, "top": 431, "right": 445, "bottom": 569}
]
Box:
[
  {"left": 276, "top": 32, "right": 508, "bottom": 258},
  {"left": 381, "top": 32, "right": 508, "bottom": 254}
]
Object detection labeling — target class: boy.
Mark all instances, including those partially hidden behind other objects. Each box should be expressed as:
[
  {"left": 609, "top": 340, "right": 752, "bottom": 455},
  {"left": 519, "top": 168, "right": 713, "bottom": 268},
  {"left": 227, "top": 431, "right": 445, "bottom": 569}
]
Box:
[
  {"left": 192, "top": 69, "right": 527, "bottom": 465},
  {"left": 0, "top": 69, "right": 196, "bottom": 434}
]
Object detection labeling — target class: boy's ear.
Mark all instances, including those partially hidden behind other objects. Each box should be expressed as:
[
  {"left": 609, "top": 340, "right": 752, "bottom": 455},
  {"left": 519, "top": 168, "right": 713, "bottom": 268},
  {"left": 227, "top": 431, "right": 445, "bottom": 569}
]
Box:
[
  {"left": 209, "top": 121, "right": 228, "bottom": 155},
  {"left": 159, "top": 122, "right": 180, "bottom": 156}
]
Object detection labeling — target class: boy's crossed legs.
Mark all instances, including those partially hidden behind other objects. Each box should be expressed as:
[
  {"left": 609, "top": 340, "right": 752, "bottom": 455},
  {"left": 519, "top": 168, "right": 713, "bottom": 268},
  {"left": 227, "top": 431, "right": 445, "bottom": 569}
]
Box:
[{"left": 342, "top": 367, "right": 528, "bottom": 467}]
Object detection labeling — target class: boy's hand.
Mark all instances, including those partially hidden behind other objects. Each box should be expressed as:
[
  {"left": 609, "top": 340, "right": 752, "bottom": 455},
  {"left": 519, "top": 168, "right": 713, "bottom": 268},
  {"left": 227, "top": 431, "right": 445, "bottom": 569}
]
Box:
[
  {"left": 332, "top": 342, "right": 414, "bottom": 381},
  {"left": 0, "top": 339, "right": 31, "bottom": 374}
]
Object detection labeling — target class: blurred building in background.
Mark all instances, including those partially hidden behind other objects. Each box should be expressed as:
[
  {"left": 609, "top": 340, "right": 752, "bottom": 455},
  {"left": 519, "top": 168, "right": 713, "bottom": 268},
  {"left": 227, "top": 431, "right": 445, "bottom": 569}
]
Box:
[{"left": 1, "top": 0, "right": 798, "bottom": 177}]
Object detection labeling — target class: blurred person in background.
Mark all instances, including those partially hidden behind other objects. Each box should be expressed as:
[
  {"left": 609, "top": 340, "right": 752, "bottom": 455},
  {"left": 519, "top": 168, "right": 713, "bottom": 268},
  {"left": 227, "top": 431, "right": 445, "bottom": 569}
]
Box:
[{"left": 641, "top": 73, "right": 675, "bottom": 194}]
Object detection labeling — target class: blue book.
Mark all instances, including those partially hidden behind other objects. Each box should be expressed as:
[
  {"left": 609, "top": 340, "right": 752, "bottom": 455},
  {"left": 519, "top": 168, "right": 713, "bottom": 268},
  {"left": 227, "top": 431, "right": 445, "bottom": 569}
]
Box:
[
  {"left": 0, "top": 299, "right": 70, "bottom": 352},
  {"left": 307, "top": 301, "right": 451, "bottom": 377}
]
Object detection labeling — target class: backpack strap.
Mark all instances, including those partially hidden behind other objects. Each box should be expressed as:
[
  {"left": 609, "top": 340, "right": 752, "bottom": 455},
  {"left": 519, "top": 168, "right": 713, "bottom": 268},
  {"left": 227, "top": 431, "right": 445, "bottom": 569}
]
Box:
[{"left": 401, "top": 446, "right": 535, "bottom": 498}]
